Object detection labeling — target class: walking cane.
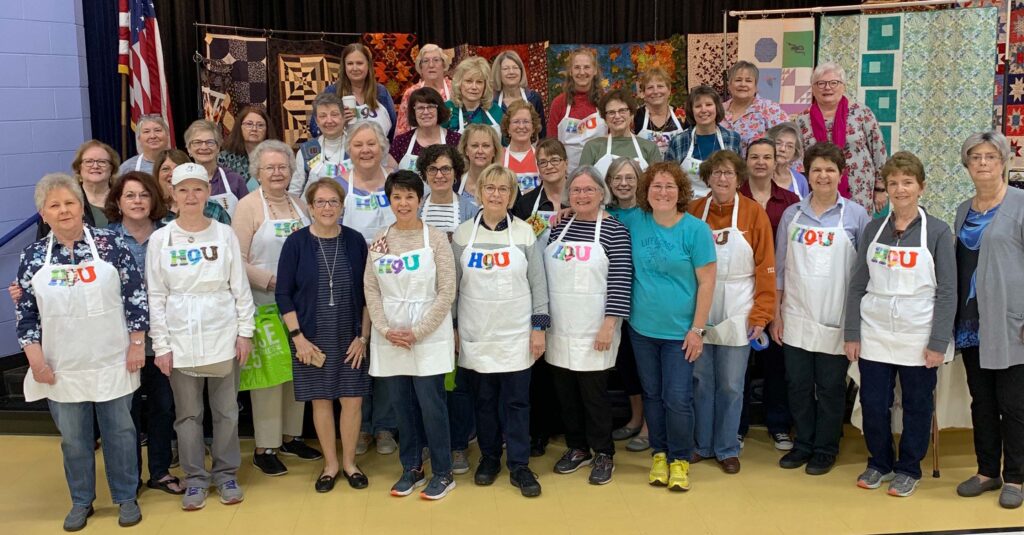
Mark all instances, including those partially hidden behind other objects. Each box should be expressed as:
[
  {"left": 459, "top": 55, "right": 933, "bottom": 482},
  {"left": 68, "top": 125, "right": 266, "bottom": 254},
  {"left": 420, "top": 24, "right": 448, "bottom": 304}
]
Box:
[{"left": 931, "top": 389, "right": 940, "bottom": 478}]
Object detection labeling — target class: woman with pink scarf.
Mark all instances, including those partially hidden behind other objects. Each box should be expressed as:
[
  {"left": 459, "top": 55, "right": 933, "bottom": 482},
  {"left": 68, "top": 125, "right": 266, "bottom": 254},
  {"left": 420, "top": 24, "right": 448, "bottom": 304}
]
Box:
[{"left": 795, "top": 62, "right": 888, "bottom": 215}]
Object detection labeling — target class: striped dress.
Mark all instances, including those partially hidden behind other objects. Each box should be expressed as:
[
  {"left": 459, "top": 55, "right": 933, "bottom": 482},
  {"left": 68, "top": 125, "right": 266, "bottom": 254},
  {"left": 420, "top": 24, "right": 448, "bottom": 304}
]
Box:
[{"left": 292, "top": 235, "right": 372, "bottom": 400}]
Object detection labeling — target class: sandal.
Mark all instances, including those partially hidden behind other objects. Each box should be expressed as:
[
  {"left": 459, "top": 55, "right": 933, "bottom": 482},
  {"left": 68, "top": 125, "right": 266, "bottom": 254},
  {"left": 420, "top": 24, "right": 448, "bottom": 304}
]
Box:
[{"left": 147, "top": 475, "right": 185, "bottom": 495}]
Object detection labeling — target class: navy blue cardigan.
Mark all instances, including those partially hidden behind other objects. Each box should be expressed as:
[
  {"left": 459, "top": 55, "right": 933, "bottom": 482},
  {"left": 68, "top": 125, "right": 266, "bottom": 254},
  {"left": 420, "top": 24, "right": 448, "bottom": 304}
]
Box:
[{"left": 276, "top": 225, "right": 368, "bottom": 340}]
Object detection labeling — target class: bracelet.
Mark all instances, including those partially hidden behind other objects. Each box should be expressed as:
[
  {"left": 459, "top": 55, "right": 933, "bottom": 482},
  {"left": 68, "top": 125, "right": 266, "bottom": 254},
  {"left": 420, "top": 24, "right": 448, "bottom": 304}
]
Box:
[{"left": 357, "top": 336, "right": 368, "bottom": 344}]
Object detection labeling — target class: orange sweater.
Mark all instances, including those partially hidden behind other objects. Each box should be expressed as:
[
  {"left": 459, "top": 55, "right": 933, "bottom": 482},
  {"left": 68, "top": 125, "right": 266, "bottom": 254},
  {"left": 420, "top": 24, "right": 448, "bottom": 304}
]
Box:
[{"left": 687, "top": 194, "right": 777, "bottom": 327}]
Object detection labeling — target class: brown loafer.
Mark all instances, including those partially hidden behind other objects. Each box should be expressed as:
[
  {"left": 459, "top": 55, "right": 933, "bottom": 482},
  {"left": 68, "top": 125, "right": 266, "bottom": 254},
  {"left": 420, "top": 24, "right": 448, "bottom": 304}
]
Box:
[
  {"left": 690, "top": 452, "right": 710, "bottom": 464},
  {"left": 719, "top": 457, "right": 741, "bottom": 474}
]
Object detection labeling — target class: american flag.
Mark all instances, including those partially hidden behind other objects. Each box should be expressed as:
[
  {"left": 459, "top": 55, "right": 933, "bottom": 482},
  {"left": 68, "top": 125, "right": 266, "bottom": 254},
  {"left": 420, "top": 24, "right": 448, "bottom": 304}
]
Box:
[{"left": 119, "top": 0, "right": 174, "bottom": 137}]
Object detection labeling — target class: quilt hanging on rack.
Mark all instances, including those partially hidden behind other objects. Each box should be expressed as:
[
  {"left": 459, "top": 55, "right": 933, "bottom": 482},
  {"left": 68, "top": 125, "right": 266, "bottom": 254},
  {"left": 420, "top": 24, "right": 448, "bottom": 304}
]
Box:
[
  {"left": 201, "top": 33, "right": 269, "bottom": 137},
  {"left": 818, "top": 7, "right": 998, "bottom": 226},
  {"left": 737, "top": 18, "right": 815, "bottom": 116},
  {"left": 267, "top": 38, "right": 350, "bottom": 149},
  {"left": 361, "top": 33, "right": 419, "bottom": 104},
  {"left": 453, "top": 42, "right": 551, "bottom": 105},
  {"left": 546, "top": 39, "right": 686, "bottom": 108},
  {"left": 687, "top": 33, "right": 738, "bottom": 99}
]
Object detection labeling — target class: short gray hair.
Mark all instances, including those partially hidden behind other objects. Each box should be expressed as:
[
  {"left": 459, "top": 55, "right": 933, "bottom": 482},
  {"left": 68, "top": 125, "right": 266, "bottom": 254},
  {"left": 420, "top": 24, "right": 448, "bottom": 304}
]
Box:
[
  {"left": 312, "top": 92, "right": 344, "bottom": 118},
  {"left": 249, "top": 139, "right": 296, "bottom": 179},
  {"left": 565, "top": 165, "right": 611, "bottom": 206},
  {"left": 766, "top": 121, "right": 805, "bottom": 165},
  {"left": 35, "top": 173, "right": 83, "bottom": 211},
  {"left": 134, "top": 114, "right": 169, "bottom": 153},
  {"left": 346, "top": 120, "right": 390, "bottom": 155},
  {"left": 183, "top": 119, "right": 223, "bottom": 146},
  {"left": 727, "top": 60, "right": 759, "bottom": 85},
  {"left": 960, "top": 130, "right": 1012, "bottom": 168},
  {"left": 811, "top": 62, "right": 846, "bottom": 85}
]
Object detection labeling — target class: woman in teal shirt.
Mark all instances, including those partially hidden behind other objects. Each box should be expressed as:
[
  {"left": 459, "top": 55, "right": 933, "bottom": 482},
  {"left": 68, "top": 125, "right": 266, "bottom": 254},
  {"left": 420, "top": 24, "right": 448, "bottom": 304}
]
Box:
[{"left": 613, "top": 161, "right": 716, "bottom": 492}]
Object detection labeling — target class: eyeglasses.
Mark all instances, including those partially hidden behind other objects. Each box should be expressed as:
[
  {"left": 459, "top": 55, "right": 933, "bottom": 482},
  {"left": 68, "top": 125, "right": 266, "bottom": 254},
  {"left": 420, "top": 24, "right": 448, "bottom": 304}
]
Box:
[
  {"left": 537, "top": 157, "right": 565, "bottom": 168},
  {"left": 241, "top": 121, "right": 266, "bottom": 130},
  {"left": 814, "top": 80, "right": 843, "bottom": 89},
  {"left": 605, "top": 107, "right": 631, "bottom": 117},
  {"left": 313, "top": 199, "right": 341, "bottom": 208},
  {"left": 427, "top": 165, "right": 454, "bottom": 175},
  {"left": 650, "top": 184, "right": 679, "bottom": 192},
  {"left": 501, "top": 65, "right": 521, "bottom": 73},
  {"left": 259, "top": 165, "right": 289, "bottom": 174},
  {"left": 122, "top": 192, "right": 151, "bottom": 202},
  {"left": 188, "top": 139, "right": 218, "bottom": 149},
  {"left": 610, "top": 174, "right": 637, "bottom": 184},
  {"left": 82, "top": 159, "right": 111, "bottom": 168},
  {"left": 775, "top": 141, "right": 796, "bottom": 150},
  {"left": 413, "top": 104, "right": 438, "bottom": 114},
  {"left": 711, "top": 170, "right": 737, "bottom": 178},
  {"left": 570, "top": 186, "right": 600, "bottom": 196},
  {"left": 969, "top": 153, "right": 1001, "bottom": 164},
  {"left": 510, "top": 119, "right": 532, "bottom": 127},
  {"left": 482, "top": 185, "right": 512, "bottom": 196},
  {"left": 421, "top": 57, "right": 444, "bottom": 65}
]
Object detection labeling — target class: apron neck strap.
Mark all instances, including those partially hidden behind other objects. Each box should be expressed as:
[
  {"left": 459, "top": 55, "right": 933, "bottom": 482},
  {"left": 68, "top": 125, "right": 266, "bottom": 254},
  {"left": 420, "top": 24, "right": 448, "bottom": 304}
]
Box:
[
  {"left": 700, "top": 193, "right": 738, "bottom": 226},
  {"left": 468, "top": 211, "right": 514, "bottom": 248}
]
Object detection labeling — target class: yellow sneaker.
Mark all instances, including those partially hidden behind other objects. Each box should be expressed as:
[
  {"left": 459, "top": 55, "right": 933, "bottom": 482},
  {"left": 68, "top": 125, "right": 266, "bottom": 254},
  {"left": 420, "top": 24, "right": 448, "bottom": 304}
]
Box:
[
  {"left": 668, "top": 460, "right": 691, "bottom": 491},
  {"left": 649, "top": 452, "right": 669, "bottom": 486}
]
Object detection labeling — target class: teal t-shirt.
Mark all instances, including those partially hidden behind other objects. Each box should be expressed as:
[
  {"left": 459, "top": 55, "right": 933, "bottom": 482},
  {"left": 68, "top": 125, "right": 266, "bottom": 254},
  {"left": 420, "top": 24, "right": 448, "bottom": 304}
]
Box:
[
  {"left": 614, "top": 208, "right": 716, "bottom": 340},
  {"left": 444, "top": 101, "right": 504, "bottom": 132}
]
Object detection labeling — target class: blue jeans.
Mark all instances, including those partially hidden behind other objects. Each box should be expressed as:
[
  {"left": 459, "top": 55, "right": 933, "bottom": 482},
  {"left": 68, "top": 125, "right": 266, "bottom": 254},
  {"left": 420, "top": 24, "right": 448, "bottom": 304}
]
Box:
[
  {"left": 385, "top": 374, "right": 453, "bottom": 475},
  {"left": 132, "top": 354, "right": 175, "bottom": 481},
  {"left": 694, "top": 343, "right": 749, "bottom": 459},
  {"left": 629, "top": 327, "right": 695, "bottom": 463},
  {"left": 448, "top": 366, "right": 475, "bottom": 451},
  {"left": 859, "top": 359, "right": 937, "bottom": 480},
  {"left": 48, "top": 393, "right": 139, "bottom": 506},
  {"left": 361, "top": 377, "right": 398, "bottom": 435},
  {"left": 466, "top": 367, "right": 532, "bottom": 470}
]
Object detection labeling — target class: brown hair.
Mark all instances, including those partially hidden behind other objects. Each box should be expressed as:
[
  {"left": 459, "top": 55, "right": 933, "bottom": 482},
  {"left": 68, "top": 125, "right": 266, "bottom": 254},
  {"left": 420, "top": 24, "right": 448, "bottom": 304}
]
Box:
[
  {"left": 535, "top": 138, "right": 568, "bottom": 161},
  {"left": 881, "top": 151, "right": 926, "bottom": 187},
  {"left": 685, "top": 85, "right": 726, "bottom": 127},
  {"left": 104, "top": 171, "right": 168, "bottom": 222},
  {"left": 500, "top": 100, "right": 541, "bottom": 142},
  {"left": 223, "top": 106, "right": 277, "bottom": 155},
  {"left": 339, "top": 43, "right": 381, "bottom": 112},
  {"left": 637, "top": 161, "right": 692, "bottom": 213},
  {"left": 598, "top": 89, "right": 639, "bottom": 121},
  {"left": 638, "top": 67, "right": 672, "bottom": 91},
  {"left": 562, "top": 48, "right": 604, "bottom": 107},
  {"left": 71, "top": 140, "right": 121, "bottom": 182},
  {"left": 803, "top": 142, "right": 847, "bottom": 175},
  {"left": 304, "top": 178, "right": 347, "bottom": 207},
  {"left": 406, "top": 86, "right": 450, "bottom": 128},
  {"left": 699, "top": 150, "right": 749, "bottom": 186}
]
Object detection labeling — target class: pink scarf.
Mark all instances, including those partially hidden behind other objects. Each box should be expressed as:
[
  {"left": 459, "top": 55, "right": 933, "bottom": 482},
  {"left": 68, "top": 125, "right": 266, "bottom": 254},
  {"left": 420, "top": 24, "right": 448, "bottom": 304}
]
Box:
[{"left": 809, "top": 96, "right": 850, "bottom": 198}]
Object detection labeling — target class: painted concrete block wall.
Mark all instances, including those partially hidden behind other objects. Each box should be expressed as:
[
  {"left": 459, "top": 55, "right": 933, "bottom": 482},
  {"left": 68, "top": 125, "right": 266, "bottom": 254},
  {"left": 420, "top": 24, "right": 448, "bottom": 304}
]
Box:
[{"left": 0, "top": 0, "right": 90, "bottom": 357}]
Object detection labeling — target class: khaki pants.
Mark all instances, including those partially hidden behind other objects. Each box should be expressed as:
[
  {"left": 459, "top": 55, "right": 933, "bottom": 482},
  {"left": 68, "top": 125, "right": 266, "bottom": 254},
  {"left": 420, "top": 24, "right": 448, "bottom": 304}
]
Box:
[
  {"left": 170, "top": 361, "right": 240, "bottom": 488},
  {"left": 250, "top": 380, "right": 305, "bottom": 449}
]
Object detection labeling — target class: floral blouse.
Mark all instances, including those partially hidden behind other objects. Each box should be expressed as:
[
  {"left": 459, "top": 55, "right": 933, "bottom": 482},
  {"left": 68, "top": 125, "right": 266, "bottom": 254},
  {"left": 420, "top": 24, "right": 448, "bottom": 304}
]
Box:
[
  {"left": 721, "top": 96, "right": 790, "bottom": 155},
  {"left": 15, "top": 226, "right": 149, "bottom": 347},
  {"left": 218, "top": 152, "right": 255, "bottom": 191},
  {"left": 795, "top": 100, "right": 888, "bottom": 214}
]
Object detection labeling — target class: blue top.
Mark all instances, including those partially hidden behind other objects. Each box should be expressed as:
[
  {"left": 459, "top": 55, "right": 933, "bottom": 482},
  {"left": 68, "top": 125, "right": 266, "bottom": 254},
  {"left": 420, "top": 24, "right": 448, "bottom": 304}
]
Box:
[
  {"left": 275, "top": 225, "right": 368, "bottom": 340},
  {"left": 789, "top": 168, "right": 811, "bottom": 199},
  {"left": 444, "top": 101, "right": 505, "bottom": 134},
  {"left": 614, "top": 209, "right": 716, "bottom": 340},
  {"left": 309, "top": 83, "right": 398, "bottom": 141},
  {"left": 954, "top": 206, "right": 998, "bottom": 348},
  {"left": 774, "top": 195, "right": 870, "bottom": 289},
  {"left": 664, "top": 127, "right": 742, "bottom": 163},
  {"left": 108, "top": 221, "right": 166, "bottom": 270}
]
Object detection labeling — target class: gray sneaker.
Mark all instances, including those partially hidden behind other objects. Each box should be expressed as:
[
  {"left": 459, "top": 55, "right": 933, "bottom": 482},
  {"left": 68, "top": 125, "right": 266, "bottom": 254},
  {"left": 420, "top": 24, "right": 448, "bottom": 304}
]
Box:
[
  {"left": 420, "top": 472, "right": 456, "bottom": 500},
  {"left": 999, "top": 485, "right": 1023, "bottom": 509},
  {"left": 355, "top": 432, "right": 372, "bottom": 456},
  {"left": 887, "top": 474, "right": 920, "bottom": 497},
  {"left": 956, "top": 475, "right": 1003, "bottom": 497},
  {"left": 588, "top": 453, "right": 615, "bottom": 485},
  {"left": 554, "top": 448, "right": 593, "bottom": 474},
  {"left": 626, "top": 435, "right": 650, "bottom": 452},
  {"left": 181, "top": 487, "right": 208, "bottom": 511},
  {"left": 390, "top": 468, "right": 426, "bottom": 496},
  {"left": 856, "top": 468, "right": 895, "bottom": 489},
  {"left": 217, "top": 480, "right": 244, "bottom": 505},
  {"left": 118, "top": 501, "right": 142, "bottom": 527},
  {"left": 63, "top": 504, "right": 93, "bottom": 532},
  {"left": 376, "top": 431, "right": 398, "bottom": 455},
  {"left": 452, "top": 450, "right": 470, "bottom": 475}
]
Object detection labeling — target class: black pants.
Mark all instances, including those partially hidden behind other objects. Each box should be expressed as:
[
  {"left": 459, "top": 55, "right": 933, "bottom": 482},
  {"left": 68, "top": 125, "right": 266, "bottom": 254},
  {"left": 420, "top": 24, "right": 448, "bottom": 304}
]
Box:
[
  {"left": 132, "top": 354, "right": 176, "bottom": 482},
  {"left": 467, "top": 367, "right": 532, "bottom": 470},
  {"left": 529, "top": 359, "right": 562, "bottom": 445},
  {"left": 740, "top": 337, "right": 792, "bottom": 436},
  {"left": 550, "top": 365, "right": 614, "bottom": 456},
  {"left": 613, "top": 321, "right": 643, "bottom": 396},
  {"left": 962, "top": 347, "right": 1024, "bottom": 484},
  {"left": 784, "top": 345, "right": 848, "bottom": 456}
]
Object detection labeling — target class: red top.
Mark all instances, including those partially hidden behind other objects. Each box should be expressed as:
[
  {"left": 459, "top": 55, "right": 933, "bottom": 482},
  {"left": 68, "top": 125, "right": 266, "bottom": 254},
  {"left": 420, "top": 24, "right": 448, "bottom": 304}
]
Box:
[
  {"left": 739, "top": 181, "right": 800, "bottom": 240},
  {"left": 547, "top": 90, "right": 600, "bottom": 140}
]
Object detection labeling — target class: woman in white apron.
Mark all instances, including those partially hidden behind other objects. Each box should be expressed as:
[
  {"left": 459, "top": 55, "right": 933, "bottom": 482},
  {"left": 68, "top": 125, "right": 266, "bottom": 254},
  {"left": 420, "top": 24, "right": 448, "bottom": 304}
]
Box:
[
  {"left": 363, "top": 171, "right": 458, "bottom": 500},
  {"left": 332, "top": 43, "right": 397, "bottom": 141},
  {"left": 665, "top": 86, "right": 742, "bottom": 200},
  {"left": 154, "top": 149, "right": 232, "bottom": 225},
  {"left": 767, "top": 122, "right": 811, "bottom": 200},
  {"left": 635, "top": 67, "right": 685, "bottom": 157},
  {"left": 396, "top": 43, "right": 453, "bottom": 137},
  {"left": 770, "top": 143, "right": 870, "bottom": 477},
  {"left": 490, "top": 50, "right": 547, "bottom": 138},
  {"left": 231, "top": 141, "right": 322, "bottom": 477},
  {"left": 512, "top": 139, "right": 569, "bottom": 247},
  {"left": 545, "top": 167, "right": 633, "bottom": 486},
  {"left": 549, "top": 48, "right": 607, "bottom": 170},
  {"left": 501, "top": 101, "right": 542, "bottom": 194},
  {"left": 119, "top": 114, "right": 170, "bottom": 176},
  {"left": 417, "top": 144, "right": 477, "bottom": 237},
  {"left": 456, "top": 124, "right": 502, "bottom": 208},
  {"left": 445, "top": 57, "right": 503, "bottom": 136},
  {"left": 451, "top": 165, "right": 548, "bottom": 498},
  {"left": 291, "top": 93, "right": 352, "bottom": 197},
  {"left": 579, "top": 89, "right": 660, "bottom": 178},
  {"left": 146, "top": 163, "right": 256, "bottom": 511},
  {"left": 387, "top": 87, "right": 461, "bottom": 173},
  {"left": 343, "top": 122, "right": 398, "bottom": 244},
  {"left": 15, "top": 173, "right": 148, "bottom": 530},
  {"left": 688, "top": 151, "right": 776, "bottom": 475},
  {"left": 843, "top": 152, "right": 956, "bottom": 497},
  {"left": 183, "top": 120, "right": 249, "bottom": 218}
]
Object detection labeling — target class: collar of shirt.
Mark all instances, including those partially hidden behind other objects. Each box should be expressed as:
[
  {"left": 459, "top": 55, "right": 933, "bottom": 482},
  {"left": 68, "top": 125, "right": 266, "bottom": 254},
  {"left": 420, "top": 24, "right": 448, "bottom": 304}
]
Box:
[
  {"left": 477, "top": 212, "right": 511, "bottom": 231},
  {"left": 797, "top": 193, "right": 846, "bottom": 224}
]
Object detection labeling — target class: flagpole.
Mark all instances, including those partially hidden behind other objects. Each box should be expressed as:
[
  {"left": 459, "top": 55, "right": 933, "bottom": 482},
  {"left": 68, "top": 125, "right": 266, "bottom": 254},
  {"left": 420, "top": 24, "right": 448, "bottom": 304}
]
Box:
[{"left": 120, "top": 73, "right": 129, "bottom": 161}]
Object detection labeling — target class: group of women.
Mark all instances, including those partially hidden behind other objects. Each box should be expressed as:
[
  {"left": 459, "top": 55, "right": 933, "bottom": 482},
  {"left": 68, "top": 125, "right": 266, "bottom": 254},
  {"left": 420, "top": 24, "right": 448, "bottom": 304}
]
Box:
[{"left": 9, "top": 45, "right": 1024, "bottom": 532}]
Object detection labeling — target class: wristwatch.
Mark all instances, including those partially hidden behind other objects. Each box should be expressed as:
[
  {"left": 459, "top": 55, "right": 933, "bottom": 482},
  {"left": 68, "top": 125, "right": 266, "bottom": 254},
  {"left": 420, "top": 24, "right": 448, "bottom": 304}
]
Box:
[
  {"left": 131, "top": 339, "right": 144, "bottom": 346},
  {"left": 357, "top": 335, "right": 368, "bottom": 344},
  {"left": 690, "top": 327, "right": 707, "bottom": 338},
  {"left": 289, "top": 328, "right": 301, "bottom": 338}
]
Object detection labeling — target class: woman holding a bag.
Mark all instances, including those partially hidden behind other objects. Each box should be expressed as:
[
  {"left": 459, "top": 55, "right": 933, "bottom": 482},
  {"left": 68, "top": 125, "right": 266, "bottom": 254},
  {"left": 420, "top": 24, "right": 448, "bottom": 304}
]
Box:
[
  {"left": 232, "top": 141, "right": 322, "bottom": 477},
  {"left": 276, "top": 178, "right": 371, "bottom": 493}
]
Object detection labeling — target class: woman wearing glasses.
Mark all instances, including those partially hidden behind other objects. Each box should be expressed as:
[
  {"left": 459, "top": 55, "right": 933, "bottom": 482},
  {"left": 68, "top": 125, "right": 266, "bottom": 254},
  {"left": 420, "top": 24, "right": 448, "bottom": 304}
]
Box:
[
  {"left": 40, "top": 141, "right": 122, "bottom": 236},
  {"left": 417, "top": 144, "right": 477, "bottom": 237},
  {"left": 795, "top": 62, "right": 888, "bottom": 215},
  {"left": 183, "top": 119, "right": 250, "bottom": 218},
  {"left": 219, "top": 106, "right": 277, "bottom": 191},
  {"left": 501, "top": 100, "right": 543, "bottom": 195},
  {"left": 766, "top": 122, "right": 810, "bottom": 200},
  {"left": 397, "top": 44, "right": 454, "bottom": 137},
  {"left": 388, "top": 87, "right": 462, "bottom": 173},
  {"left": 579, "top": 89, "right": 662, "bottom": 178}
]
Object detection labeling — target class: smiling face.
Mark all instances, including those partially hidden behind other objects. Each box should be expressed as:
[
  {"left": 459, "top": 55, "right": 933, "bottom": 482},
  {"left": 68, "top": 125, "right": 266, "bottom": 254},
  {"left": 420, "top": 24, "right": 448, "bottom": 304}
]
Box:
[
  {"left": 389, "top": 187, "right": 421, "bottom": 226},
  {"left": 240, "top": 112, "right": 267, "bottom": 145},
  {"left": 480, "top": 179, "right": 513, "bottom": 216},
  {"left": 310, "top": 185, "right": 343, "bottom": 227},
  {"left": 187, "top": 130, "right": 219, "bottom": 165},
  {"left": 746, "top": 143, "right": 776, "bottom": 181},
  {"left": 348, "top": 128, "right": 383, "bottom": 172},
  {"left": 79, "top": 146, "right": 113, "bottom": 186},
  {"left": 344, "top": 50, "right": 369, "bottom": 84},
  {"left": 500, "top": 58, "right": 522, "bottom": 88},
  {"left": 425, "top": 155, "right": 455, "bottom": 192},
  {"left": 41, "top": 187, "right": 84, "bottom": 235},
  {"left": 537, "top": 148, "right": 567, "bottom": 185},
  {"left": 460, "top": 74, "right": 486, "bottom": 107},
  {"left": 609, "top": 165, "right": 638, "bottom": 204},
  {"left": 465, "top": 130, "right": 496, "bottom": 169},
  {"left": 728, "top": 68, "right": 757, "bottom": 101},
  {"left": 570, "top": 53, "right": 596, "bottom": 91},
  {"left": 774, "top": 131, "right": 799, "bottom": 166},
  {"left": 647, "top": 172, "right": 680, "bottom": 213},
  {"left": 508, "top": 108, "right": 535, "bottom": 144},
  {"left": 316, "top": 104, "right": 345, "bottom": 139},
  {"left": 708, "top": 161, "right": 739, "bottom": 202},
  {"left": 418, "top": 50, "right": 445, "bottom": 82},
  {"left": 885, "top": 171, "right": 923, "bottom": 213},
  {"left": 157, "top": 159, "right": 178, "bottom": 199},
  {"left": 172, "top": 179, "right": 209, "bottom": 218},
  {"left": 138, "top": 120, "right": 169, "bottom": 156},
  {"left": 117, "top": 179, "right": 153, "bottom": 223},
  {"left": 257, "top": 150, "right": 291, "bottom": 195},
  {"left": 604, "top": 98, "right": 633, "bottom": 137},
  {"left": 692, "top": 96, "right": 717, "bottom": 127},
  {"left": 812, "top": 71, "right": 845, "bottom": 107},
  {"left": 569, "top": 174, "right": 603, "bottom": 219},
  {"left": 643, "top": 77, "right": 670, "bottom": 108},
  {"left": 412, "top": 99, "right": 439, "bottom": 129},
  {"left": 807, "top": 157, "right": 841, "bottom": 197}
]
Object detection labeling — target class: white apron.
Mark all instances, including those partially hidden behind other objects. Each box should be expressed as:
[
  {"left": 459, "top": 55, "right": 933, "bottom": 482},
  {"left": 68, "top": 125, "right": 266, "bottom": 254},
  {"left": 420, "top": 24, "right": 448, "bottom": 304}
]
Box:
[
  {"left": 781, "top": 201, "right": 856, "bottom": 355},
  {"left": 134, "top": 156, "right": 146, "bottom": 172},
  {"left": 398, "top": 128, "right": 449, "bottom": 172},
  {"left": 342, "top": 169, "right": 397, "bottom": 243},
  {"left": 702, "top": 195, "right": 756, "bottom": 347},
  {"left": 593, "top": 134, "right": 650, "bottom": 178},
  {"left": 209, "top": 168, "right": 241, "bottom": 217},
  {"left": 497, "top": 87, "right": 528, "bottom": 108},
  {"left": 159, "top": 223, "right": 239, "bottom": 368},
  {"left": 24, "top": 227, "right": 138, "bottom": 403},
  {"left": 544, "top": 215, "right": 620, "bottom": 371},
  {"left": 248, "top": 189, "right": 310, "bottom": 305},
  {"left": 682, "top": 129, "right": 725, "bottom": 199},
  {"left": 457, "top": 106, "right": 501, "bottom": 137},
  {"left": 306, "top": 137, "right": 352, "bottom": 189},
  {"left": 558, "top": 102, "right": 607, "bottom": 170},
  {"left": 370, "top": 223, "right": 455, "bottom": 377},
  {"left": 637, "top": 109, "right": 684, "bottom": 157},
  {"left": 353, "top": 99, "right": 394, "bottom": 139},
  {"left": 457, "top": 173, "right": 479, "bottom": 207},
  {"left": 504, "top": 147, "right": 540, "bottom": 194},
  {"left": 421, "top": 192, "right": 463, "bottom": 236},
  {"left": 524, "top": 189, "right": 557, "bottom": 245},
  {"left": 458, "top": 213, "right": 533, "bottom": 373}
]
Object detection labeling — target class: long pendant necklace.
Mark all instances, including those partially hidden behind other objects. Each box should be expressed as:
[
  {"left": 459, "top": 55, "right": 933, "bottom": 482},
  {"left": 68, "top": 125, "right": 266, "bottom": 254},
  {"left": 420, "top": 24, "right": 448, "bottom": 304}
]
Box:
[{"left": 316, "top": 231, "right": 340, "bottom": 306}]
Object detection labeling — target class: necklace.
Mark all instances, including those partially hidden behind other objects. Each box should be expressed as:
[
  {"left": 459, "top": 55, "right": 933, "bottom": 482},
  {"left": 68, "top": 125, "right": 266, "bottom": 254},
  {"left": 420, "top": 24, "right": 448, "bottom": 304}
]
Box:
[
  {"left": 266, "top": 193, "right": 297, "bottom": 220},
  {"left": 316, "top": 231, "right": 340, "bottom": 307}
]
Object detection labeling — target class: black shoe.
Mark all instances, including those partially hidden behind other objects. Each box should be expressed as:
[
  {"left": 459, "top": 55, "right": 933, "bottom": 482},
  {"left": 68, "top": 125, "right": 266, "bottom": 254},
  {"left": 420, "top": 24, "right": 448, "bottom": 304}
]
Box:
[
  {"left": 553, "top": 448, "right": 593, "bottom": 474},
  {"left": 805, "top": 453, "right": 836, "bottom": 475},
  {"left": 588, "top": 453, "right": 614, "bottom": 485},
  {"left": 343, "top": 467, "right": 369, "bottom": 489},
  {"left": 279, "top": 439, "right": 323, "bottom": 461},
  {"left": 474, "top": 456, "right": 502, "bottom": 486},
  {"left": 510, "top": 466, "right": 542, "bottom": 497},
  {"left": 314, "top": 472, "right": 336, "bottom": 493},
  {"left": 779, "top": 449, "right": 813, "bottom": 469},
  {"left": 530, "top": 437, "right": 547, "bottom": 457},
  {"left": 252, "top": 450, "right": 288, "bottom": 476}
]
